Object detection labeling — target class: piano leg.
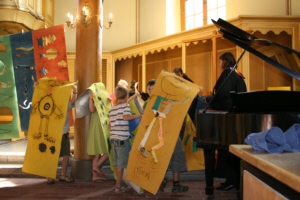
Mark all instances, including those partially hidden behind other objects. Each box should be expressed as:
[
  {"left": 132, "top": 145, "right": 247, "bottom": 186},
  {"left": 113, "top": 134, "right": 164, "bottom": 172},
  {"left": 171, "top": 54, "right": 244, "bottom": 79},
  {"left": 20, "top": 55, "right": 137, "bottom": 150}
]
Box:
[{"left": 203, "top": 148, "right": 215, "bottom": 199}]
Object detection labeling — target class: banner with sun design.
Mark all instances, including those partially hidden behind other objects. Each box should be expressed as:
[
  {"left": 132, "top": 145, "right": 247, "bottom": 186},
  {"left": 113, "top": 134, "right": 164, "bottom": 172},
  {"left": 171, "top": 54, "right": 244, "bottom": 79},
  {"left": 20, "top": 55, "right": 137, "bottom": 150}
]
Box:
[
  {"left": 22, "top": 77, "right": 75, "bottom": 179},
  {"left": 32, "top": 24, "right": 69, "bottom": 81},
  {"left": 10, "top": 31, "right": 36, "bottom": 132},
  {"left": 125, "top": 71, "right": 200, "bottom": 194},
  {"left": 0, "top": 35, "right": 21, "bottom": 139}
]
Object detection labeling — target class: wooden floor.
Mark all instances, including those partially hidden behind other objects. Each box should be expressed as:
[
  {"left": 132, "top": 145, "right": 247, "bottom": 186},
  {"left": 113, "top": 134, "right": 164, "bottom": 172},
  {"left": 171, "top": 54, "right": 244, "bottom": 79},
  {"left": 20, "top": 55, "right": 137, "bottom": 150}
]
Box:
[
  {"left": 0, "top": 139, "right": 239, "bottom": 200},
  {"left": 0, "top": 167, "right": 239, "bottom": 200}
]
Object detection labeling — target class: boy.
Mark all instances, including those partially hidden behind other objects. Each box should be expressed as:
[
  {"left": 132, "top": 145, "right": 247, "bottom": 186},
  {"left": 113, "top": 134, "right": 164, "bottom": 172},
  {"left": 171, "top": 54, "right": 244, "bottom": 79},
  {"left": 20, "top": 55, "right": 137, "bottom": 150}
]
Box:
[
  {"left": 142, "top": 79, "right": 155, "bottom": 110},
  {"left": 109, "top": 85, "right": 142, "bottom": 193},
  {"left": 143, "top": 78, "right": 189, "bottom": 193},
  {"left": 47, "top": 83, "right": 77, "bottom": 184}
]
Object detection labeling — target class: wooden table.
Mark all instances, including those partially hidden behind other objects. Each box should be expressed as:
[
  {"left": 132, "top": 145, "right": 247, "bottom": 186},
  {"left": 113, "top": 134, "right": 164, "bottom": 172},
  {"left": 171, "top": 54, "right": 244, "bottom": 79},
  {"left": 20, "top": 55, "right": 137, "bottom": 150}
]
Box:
[{"left": 230, "top": 145, "right": 300, "bottom": 200}]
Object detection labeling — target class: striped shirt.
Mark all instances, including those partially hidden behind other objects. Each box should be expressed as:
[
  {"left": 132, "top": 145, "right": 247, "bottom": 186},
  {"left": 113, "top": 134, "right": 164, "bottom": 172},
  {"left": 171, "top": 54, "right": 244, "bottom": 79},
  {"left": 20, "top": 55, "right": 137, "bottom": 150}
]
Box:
[{"left": 109, "top": 102, "right": 131, "bottom": 140}]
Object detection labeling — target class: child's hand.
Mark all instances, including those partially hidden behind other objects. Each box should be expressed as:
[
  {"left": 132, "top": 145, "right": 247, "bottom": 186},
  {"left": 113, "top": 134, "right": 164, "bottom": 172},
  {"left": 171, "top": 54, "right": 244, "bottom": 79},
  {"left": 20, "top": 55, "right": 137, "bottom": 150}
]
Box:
[
  {"left": 33, "top": 81, "right": 38, "bottom": 89},
  {"left": 89, "top": 91, "right": 94, "bottom": 99},
  {"left": 72, "top": 84, "right": 77, "bottom": 92}
]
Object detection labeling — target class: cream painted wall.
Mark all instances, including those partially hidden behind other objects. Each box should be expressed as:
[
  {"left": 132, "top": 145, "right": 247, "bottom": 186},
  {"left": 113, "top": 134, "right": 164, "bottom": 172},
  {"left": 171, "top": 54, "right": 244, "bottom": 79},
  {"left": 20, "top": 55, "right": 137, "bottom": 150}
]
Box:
[
  {"left": 166, "top": 0, "right": 181, "bottom": 35},
  {"left": 139, "top": 0, "right": 166, "bottom": 42},
  {"left": 226, "top": 0, "right": 287, "bottom": 19},
  {"left": 54, "top": 0, "right": 138, "bottom": 52},
  {"left": 54, "top": 0, "right": 76, "bottom": 52},
  {"left": 55, "top": 0, "right": 300, "bottom": 52},
  {"left": 102, "top": 0, "right": 137, "bottom": 51},
  {"left": 291, "top": 0, "right": 300, "bottom": 15}
]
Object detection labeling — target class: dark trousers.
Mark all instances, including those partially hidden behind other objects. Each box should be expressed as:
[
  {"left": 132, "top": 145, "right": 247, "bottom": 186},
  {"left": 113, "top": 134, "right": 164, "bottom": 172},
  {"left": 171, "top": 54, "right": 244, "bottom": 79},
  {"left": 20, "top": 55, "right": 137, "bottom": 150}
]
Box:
[{"left": 217, "top": 149, "right": 240, "bottom": 186}]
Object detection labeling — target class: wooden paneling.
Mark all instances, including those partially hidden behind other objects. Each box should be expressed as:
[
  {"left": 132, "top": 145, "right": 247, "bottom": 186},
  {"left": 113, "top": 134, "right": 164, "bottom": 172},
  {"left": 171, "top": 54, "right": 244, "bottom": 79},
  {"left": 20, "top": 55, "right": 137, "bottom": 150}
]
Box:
[
  {"left": 145, "top": 60, "right": 170, "bottom": 82},
  {"left": 243, "top": 170, "right": 287, "bottom": 200},
  {"left": 249, "top": 54, "right": 264, "bottom": 91},
  {"left": 111, "top": 17, "right": 300, "bottom": 94},
  {"left": 115, "top": 59, "right": 134, "bottom": 87},
  {"left": 186, "top": 52, "right": 211, "bottom": 92},
  {"left": 113, "top": 29, "right": 293, "bottom": 94},
  {"left": 248, "top": 31, "right": 293, "bottom": 91}
]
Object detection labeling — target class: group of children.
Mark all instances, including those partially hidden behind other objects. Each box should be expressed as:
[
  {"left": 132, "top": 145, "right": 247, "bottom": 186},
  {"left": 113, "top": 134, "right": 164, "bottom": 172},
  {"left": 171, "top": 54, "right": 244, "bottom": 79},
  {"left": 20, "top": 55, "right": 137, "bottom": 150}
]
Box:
[
  {"left": 109, "top": 77, "right": 190, "bottom": 193},
  {"left": 49, "top": 73, "right": 190, "bottom": 194}
]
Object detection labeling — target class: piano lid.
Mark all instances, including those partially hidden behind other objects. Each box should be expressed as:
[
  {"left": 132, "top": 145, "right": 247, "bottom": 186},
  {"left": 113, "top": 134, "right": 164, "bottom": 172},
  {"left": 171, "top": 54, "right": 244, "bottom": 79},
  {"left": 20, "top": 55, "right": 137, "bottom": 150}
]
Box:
[{"left": 212, "top": 18, "right": 300, "bottom": 80}]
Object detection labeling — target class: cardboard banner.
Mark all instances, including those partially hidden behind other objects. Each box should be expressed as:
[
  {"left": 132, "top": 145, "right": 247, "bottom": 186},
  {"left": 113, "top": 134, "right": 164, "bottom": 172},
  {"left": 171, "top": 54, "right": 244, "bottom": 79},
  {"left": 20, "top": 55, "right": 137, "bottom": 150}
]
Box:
[
  {"left": 76, "top": 83, "right": 116, "bottom": 179},
  {"left": 32, "top": 25, "right": 74, "bottom": 127},
  {"left": 0, "top": 35, "right": 20, "bottom": 139},
  {"left": 22, "top": 77, "right": 75, "bottom": 178},
  {"left": 32, "top": 24, "right": 69, "bottom": 81},
  {"left": 10, "top": 31, "right": 36, "bottom": 132},
  {"left": 125, "top": 71, "right": 199, "bottom": 194}
]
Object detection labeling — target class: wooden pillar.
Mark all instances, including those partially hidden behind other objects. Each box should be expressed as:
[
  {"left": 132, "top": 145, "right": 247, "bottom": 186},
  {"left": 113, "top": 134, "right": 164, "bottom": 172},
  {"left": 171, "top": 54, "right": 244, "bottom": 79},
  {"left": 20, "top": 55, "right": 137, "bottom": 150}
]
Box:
[{"left": 71, "top": 0, "right": 103, "bottom": 181}]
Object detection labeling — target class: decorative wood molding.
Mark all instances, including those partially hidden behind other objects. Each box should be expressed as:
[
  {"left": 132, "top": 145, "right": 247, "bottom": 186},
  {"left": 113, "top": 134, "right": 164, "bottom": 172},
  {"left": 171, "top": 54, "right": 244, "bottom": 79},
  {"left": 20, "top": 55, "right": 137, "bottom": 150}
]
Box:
[{"left": 110, "top": 16, "right": 300, "bottom": 62}]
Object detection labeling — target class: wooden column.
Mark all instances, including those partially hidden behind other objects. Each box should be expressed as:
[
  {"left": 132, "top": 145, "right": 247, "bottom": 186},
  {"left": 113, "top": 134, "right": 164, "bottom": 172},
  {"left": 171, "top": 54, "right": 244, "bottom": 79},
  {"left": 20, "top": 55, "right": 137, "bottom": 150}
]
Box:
[{"left": 71, "top": 0, "right": 103, "bottom": 181}]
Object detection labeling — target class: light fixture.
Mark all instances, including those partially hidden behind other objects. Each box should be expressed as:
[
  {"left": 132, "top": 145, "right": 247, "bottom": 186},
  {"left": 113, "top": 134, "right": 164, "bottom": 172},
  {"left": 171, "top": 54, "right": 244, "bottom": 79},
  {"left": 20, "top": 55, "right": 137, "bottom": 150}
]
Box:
[
  {"left": 66, "top": 12, "right": 76, "bottom": 30},
  {"left": 66, "top": 2, "right": 113, "bottom": 30},
  {"left": 100, "top": 13, "right": 113, "bottom": 29}
]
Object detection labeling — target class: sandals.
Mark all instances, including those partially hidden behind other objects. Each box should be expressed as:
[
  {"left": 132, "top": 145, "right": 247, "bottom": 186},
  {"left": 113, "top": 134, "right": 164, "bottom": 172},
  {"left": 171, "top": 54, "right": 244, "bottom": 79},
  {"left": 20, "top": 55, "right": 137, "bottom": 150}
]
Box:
[
  {"left": 92, "top": 170, "right": 106, "bottom": 178},
  {"left": 47, "top": 178, "right": 55, "bottom": 185},
  {"left": 114, "top": 186, "right": 129, "bottom": 193},
  {"left": 59, "top": 175, "right": 74, "bottom": 183},
  {"left": 92, "top": 177, "right": 106, "bottom": 183},
  {"left": 171, "top": 184, "right": 189, "bottom": 193},
  {"left": 92, "top": 170, "right": 106, "bottom": 182}
]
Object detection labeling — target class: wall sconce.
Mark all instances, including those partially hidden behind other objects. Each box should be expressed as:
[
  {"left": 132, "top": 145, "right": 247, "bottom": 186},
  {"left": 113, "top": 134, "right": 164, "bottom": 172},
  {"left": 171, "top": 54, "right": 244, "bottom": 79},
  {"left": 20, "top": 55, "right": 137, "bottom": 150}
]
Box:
[
  {"left": 100, "top": 13, "right": 113, "bottom": 29},
  {"left": 66, "top": 12, "right": 76, "bottom": 30},
  {"left": 66, "top": 2, "right": 113, "bottom": 30},
  {"left": 81, "top": 2, "right": 93, "bottom": 27}
]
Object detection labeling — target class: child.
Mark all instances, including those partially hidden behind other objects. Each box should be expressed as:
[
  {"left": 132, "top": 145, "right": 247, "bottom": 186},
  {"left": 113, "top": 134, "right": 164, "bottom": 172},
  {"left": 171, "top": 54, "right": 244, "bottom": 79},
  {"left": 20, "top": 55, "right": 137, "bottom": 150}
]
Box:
[
  {"left": 88, "top": 91, "right": 109, "bottom": 182},
  {"left": 47, "top": 84, "right": 77, "bottom": 184},
  {"left": 143, "top": 77, "right": 189, "bottom": 193},
  {"left": 108, "top": 85, "right": 142, "bottom": 193},
  {"left": 142, "top": 79, "right": 156, "bottom": 110}
]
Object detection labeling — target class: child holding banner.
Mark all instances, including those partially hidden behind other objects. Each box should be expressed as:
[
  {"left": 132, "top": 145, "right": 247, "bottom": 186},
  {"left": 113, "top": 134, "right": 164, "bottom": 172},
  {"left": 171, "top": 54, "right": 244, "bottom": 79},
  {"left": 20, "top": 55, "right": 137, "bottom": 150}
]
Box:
[
  {"left": 143, "top": 77, "right": 189, "bottom": 193},
  {"left": 142, "top": 79, "right": 156, "bottom": 110},
  {"left": 47, "top": 83, "right": 77, "bottom": 184},
  {"left": 109, "top": 85, "right": 142, "bottom": 193},
  {"left": 88, "top": 91, "right": 109, "bottom": 182}
]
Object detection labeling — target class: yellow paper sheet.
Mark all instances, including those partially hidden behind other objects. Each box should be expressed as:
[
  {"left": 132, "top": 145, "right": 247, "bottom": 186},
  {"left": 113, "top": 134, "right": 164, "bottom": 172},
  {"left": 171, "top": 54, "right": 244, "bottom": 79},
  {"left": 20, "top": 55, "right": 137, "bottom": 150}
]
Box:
[
  {"left": 125, "top": 71, "right": 200, "bottom": 194},
  {"left": 22, "top": 77, "right": 75, "bottom": 178}
]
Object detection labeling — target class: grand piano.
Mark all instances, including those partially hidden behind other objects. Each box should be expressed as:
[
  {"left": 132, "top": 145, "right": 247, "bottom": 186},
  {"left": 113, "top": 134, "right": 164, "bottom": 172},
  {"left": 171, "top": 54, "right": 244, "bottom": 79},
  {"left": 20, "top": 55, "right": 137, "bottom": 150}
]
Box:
[{"left": 196, "top": 18, "right": 300, "bottom": 199}]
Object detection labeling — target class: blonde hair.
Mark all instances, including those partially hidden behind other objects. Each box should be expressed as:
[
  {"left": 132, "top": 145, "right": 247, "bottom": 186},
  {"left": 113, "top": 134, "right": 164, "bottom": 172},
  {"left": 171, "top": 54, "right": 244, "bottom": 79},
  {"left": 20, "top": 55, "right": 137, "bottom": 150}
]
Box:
[{"left": 117, "top": 79, "right": 128, "bottom": 88}]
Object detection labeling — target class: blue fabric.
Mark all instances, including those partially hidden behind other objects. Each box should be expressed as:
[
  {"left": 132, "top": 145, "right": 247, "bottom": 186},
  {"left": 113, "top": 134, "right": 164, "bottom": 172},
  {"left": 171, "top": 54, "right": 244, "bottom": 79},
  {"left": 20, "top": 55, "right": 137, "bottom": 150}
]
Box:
[
  {"left": 244, "top": 127, "right": 286, "bottom": 153},
  {"left": 283, "top": 124, "right": 300, "bottom": 152},
  {"left": 128, "top": 118, "right": 140, "bottom": 151},
  {"left": 129, "top": 118, "right": 140, "bottom": 136}
]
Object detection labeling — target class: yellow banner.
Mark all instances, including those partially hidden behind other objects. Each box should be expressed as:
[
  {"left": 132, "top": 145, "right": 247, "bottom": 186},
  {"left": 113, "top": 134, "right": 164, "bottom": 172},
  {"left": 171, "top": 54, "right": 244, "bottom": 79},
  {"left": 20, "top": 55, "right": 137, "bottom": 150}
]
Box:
[
  {"left": 22, "top": 77, "right": 75, "bottom": 178},
  {"left": 126, "top": 71, "right": 200, "bottom": 194}
]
